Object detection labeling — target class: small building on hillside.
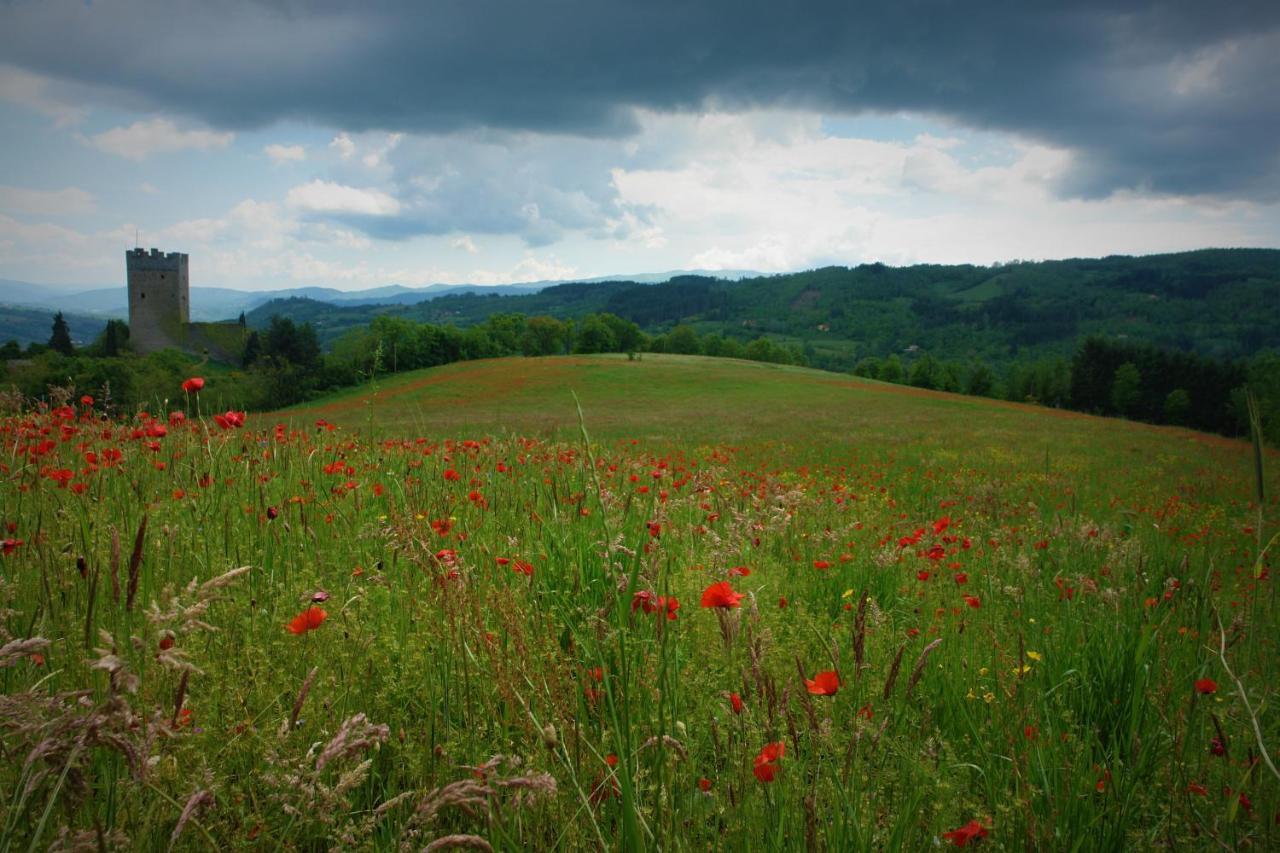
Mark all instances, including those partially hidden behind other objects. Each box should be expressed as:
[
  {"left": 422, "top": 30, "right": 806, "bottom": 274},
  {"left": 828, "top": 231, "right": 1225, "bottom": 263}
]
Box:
[{"left": 126, "top": 248, "right": 244, "bottom": 361}]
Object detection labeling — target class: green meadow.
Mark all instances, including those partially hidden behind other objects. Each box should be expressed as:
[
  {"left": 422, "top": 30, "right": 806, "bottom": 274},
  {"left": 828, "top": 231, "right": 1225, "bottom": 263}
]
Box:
[{"left": 1, "top": 354, "right": 1276, "bottom": 850}]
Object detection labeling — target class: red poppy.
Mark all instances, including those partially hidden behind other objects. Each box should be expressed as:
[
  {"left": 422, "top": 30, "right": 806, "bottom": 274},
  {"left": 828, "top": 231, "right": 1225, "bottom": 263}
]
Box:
[
  {"left": 729, "top": 692, "right": 744, "bottom": 715},
  {"left": 700, "top": 581, "right": 744, "bottom": 609},
  {"left": 813, "top": 560, "right": 831, "bottom": 570},
  {"left": 728, "top": 565, "right": 751, "bottom": 577},
  {"left": 933, "top": 516, "right": 951, "bottom": 535},
  {"left": 513, "top": 560, "right": 534, "bottom": 577},
  {"left": 632, "top": 590, "right": 659, "bottom": 614},
  {"left": 80, "top": 395, "right": 94, "bottom": 406},
  {"left": 753, "top": 741, "right": 784, "bottom": 782},
  {"left": 804, "top": 670, "right": 841, "bottom": 696},
  {"left": 941, "top": 819, "right": 988, "bottom": 847},
  {"left": 214, "top": 411, "right": 245, "bottom": 430},
  {"left": 287, "top": 607, "right": 327, "bottom": 634},
  {"left": 962, "top": 594, "right": 981, "bottom": 609},
  {"left": 1194, "top": 678, "right": 1217, "bottom": 695},
  {"left": 1, "top": 538, "right": 22, "bottom": 556},
  {"left": 182, "top": 377, "right": 205, "bottom": 393},
  {"left": 697, "top": 777, "right": 712, "bottom": 792}
]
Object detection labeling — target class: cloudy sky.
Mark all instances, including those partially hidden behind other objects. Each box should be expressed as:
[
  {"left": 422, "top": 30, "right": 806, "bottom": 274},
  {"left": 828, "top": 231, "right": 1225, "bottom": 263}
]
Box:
[{"left": 1, "top": 0, "right": 1277, "bottom": 291}]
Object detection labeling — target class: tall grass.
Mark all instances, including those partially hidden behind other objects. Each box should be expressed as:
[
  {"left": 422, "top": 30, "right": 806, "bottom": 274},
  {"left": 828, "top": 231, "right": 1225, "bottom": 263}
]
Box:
[{"left": 0, "top": 359, "right": 1275, "bottom": 850}]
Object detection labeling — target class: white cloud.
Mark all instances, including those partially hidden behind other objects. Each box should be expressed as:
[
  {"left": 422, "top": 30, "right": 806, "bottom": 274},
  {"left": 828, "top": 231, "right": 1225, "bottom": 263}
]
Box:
[
  {"left": 285, "top": 180, "right": 401, "bottom": 216},
  {"left": 0, "top": 185, "right": 95, "bottom": 217},
  {"left": 88, "top": 118, "right": 234, "bottom": 160},
  {"left": 329, "top": 132, "right": 356, "bottom": 160},
  {"left": 362, "top": 133, "right": 403, "bottom": 168},
  {"left": 451, "top": 235, "right": 479, "bottom": 254},
  {"left": 264, "top": 143, "right": 307, "bottom": 163}
]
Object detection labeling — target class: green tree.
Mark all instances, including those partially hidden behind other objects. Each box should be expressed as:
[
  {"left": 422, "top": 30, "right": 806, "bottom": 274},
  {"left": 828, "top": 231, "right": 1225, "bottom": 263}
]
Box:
[
  {"left": 852, "top": 357, "right": 882, "bottom": 379},
  {"left": 48, "top": 312, "right": 74, "bottom": 355},
  {"left": 520, "top": 316, "right": 567, "bottom": 356},
  {"left": 908, "top": 354, "right": 941, "bottom": 389},
  {"left": 665, "top": 325, "right": 702, "bottom": 355},
  {"left": 0, "top": 340, "right": 20, "bottom": 360},
  {"left": 599, "top": 313, "right": 644, "bottom": 353},
  {"left": 1110, "top": 362, "right": 1142, "bottom": 417},
  {"left": 878, "top": 355, "right": 904, "bottom": 384},
  {"left": 965, "top": 360, "right": 996, "bottom": 397},
  {"left": 1163, "top": 388, "right": 1191, "bottom": 425},
  {"left": 573, "top": 315, "right": 617, "bottom": 354},
  {"left": 100, "top": 320, "right": 129, "bottom": 357},
  {"left": 242, "top": 331, "right": 262, "bottom": 367}
]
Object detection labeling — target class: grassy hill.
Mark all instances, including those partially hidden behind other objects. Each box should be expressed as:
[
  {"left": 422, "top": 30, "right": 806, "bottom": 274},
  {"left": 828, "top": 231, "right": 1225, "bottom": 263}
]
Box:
[{"left": 281, "top": 354, "right": 1270, "bottom": 499}]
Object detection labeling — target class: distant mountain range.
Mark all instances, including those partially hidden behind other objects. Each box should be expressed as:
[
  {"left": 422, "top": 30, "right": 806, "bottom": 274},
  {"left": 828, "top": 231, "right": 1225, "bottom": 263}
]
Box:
[{"left": 0, "top": 269, "right": 760, "bottom": 344}]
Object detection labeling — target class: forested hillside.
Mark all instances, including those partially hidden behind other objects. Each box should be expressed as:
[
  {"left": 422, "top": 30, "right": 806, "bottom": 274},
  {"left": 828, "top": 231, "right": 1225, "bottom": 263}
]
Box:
[{"left": 243, "top": 249, "right": 1280, "bottom": 371}]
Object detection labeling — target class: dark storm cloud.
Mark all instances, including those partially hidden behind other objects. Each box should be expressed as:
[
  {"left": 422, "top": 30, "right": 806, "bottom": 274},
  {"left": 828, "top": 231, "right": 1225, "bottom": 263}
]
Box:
[{"left": 3, "top": 0, "right": 1278, "bottom": 200}]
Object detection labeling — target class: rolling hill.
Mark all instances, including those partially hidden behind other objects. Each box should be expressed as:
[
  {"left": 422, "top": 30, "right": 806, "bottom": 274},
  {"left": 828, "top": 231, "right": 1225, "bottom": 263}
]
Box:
[{"left": 249, "top": 248, "right": 1280, "bottom": 371}]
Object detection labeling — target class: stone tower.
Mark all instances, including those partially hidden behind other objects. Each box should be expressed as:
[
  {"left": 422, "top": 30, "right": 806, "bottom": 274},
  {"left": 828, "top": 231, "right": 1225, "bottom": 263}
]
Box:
[{"left": 126, "top": 248, "right": 189, "bottom": 353}]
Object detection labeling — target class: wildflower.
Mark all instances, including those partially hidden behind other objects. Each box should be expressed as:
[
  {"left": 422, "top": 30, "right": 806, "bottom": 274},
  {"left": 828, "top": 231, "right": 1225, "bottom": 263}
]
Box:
[
  {"left": 963, "top": 594, "right": 981, "bottom": 609},
  {"left": 752, "top": 741, "right": 784, "bottom": 782},
  {"left": 1, "top": 538, "right": 22, "bottom": 556},
  {"left": 954, "top": 572, "right": 968, "bottom": 585},
  {"left": 941, "top": 819, "right": 988, "bottom": 847},
  {"left": 933, "top": 516, "right": 951, "bottom": 535},
  {"left": 662, "top": 596, "right": 680, "bottom": 620},
  {"left": 728, "top": 565, "right": 750, "bottom": 577},
  {"left": 632, "top": 590, "right": 659, "bottom": 614},
  {"left": 700, "top": 581, "right": 744, "bottom": 609},
  {"left": 1187, "top": 782, "right": 1208, "bottom": 796},
  {"left": 287, "top": 607, "right": 327, "bottom": 634},
  {"left": 213, "top": 411, "right": 245, "bottom": 430},
  {"left": 698, "top": 777, "right": 712, "bottom": 792},
  {"left": 182, "top": 377, "right": 205, "bottom": 393},
  {"left": 1026, "top": 650, "right": 1042, "bottom": 661},
  {"left": 804, "top": 670, "right": 841, "bottom": 696},
  {"left": 80, "top": 394, "right": 94, "bottom": 406},
  {"left": 813, "top": 560, "right": 831, "bottom": 570},
  {"left": 728, "top": 692, "right": 744, "bottom": 715},
  {"left": 1194, "top": 678, "right": 1217, "bottom": 695},
  {"left": 513, "top": 560, "right": 534, "bottom": 577}
]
